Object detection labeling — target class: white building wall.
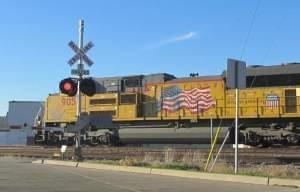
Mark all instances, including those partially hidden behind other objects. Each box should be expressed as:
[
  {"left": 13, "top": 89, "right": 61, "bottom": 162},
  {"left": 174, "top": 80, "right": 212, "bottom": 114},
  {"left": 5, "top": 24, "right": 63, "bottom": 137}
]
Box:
[{"left": 1, "top": 101, "right": 44, "bottom": 145}]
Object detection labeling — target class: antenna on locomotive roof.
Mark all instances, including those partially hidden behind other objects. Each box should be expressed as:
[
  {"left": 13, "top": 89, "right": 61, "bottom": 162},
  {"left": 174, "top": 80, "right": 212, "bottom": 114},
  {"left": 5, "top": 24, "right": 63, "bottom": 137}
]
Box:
[{"left": 189, "top": 73, "right": 199, "bottom": 77}]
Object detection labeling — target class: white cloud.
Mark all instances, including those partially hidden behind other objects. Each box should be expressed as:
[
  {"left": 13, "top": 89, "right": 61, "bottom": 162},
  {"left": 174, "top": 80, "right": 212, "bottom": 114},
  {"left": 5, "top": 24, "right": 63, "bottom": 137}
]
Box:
[
  {"left": 121, "top": 32, "right": 198, "bottom": 56},
  {"left": 146, "top": 31, "right": 198, "bottom": 49},
  {"left": 170, "top": 32, "right": 198, "bottom": 42}
]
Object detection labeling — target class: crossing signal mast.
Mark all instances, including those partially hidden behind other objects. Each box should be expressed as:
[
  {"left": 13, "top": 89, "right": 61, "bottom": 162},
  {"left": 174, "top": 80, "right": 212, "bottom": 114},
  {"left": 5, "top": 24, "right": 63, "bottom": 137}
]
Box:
[{"left": 59, "top": 19, "right": 96, "bottom": 160}]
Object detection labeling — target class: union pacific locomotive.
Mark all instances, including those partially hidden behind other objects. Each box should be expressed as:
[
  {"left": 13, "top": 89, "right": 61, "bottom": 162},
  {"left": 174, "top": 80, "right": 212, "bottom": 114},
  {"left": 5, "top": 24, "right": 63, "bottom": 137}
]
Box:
[{"left": 34, "top": 61, "right": 300, "bottom": 146}]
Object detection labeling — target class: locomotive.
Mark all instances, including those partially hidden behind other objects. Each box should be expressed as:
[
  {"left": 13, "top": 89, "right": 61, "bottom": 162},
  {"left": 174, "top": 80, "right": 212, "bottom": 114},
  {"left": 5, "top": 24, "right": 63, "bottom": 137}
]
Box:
[{"left": 34, "top": 60, "right": 300, "bottom": 146}]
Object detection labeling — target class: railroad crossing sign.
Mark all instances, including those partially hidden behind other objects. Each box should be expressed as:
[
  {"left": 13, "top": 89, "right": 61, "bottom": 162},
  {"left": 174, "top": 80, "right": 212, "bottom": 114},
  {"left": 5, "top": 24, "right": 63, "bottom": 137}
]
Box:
[
  {"left": 66, "top": 19, "right": 95, "bottom": 161},
  {"left": 68, "top": 41, "right": 94, "bottom": 66}
]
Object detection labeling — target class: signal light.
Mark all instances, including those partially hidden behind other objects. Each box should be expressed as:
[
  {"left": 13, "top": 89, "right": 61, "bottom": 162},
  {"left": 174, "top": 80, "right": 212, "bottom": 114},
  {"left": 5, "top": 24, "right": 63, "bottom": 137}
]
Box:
[
  {"left": 59, "top": 78, "right": 78, "bottom": 97},
  {"left": 80, "top": 78, "right": 96, "bottom": 97}
]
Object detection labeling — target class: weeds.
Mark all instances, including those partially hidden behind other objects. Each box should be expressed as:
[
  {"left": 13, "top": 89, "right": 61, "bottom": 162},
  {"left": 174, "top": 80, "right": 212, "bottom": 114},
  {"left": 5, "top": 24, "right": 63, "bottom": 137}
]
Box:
[
  {"left": 93, "top": 150, "right": 300, "bottom": 179},
  {"left": 208, "top": 162, "right": 300, "bottom": 179}
]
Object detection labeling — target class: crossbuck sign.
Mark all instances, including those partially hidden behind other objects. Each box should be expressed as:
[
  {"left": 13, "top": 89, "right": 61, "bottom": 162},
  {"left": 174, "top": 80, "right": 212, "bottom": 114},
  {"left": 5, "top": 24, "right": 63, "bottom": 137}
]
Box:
[{"left": 68, "top": 41, "right": 94, "bottom": 66}]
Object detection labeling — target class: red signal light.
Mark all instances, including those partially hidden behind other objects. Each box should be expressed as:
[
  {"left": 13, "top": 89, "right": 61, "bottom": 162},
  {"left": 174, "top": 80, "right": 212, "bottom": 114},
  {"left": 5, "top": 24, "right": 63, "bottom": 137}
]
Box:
[
  {"left": 59, "top": 78, "right": 77, "bottom": 97},
  {"left": 63, "top": 82, "right": 72, "bottom": 91}
]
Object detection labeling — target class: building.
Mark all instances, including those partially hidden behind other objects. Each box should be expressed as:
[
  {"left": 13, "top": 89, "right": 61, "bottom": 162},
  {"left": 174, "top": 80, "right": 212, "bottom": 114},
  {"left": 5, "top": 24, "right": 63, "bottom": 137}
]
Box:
[{"left": 0, "top": 101, "right": 44, "bottom": 145}]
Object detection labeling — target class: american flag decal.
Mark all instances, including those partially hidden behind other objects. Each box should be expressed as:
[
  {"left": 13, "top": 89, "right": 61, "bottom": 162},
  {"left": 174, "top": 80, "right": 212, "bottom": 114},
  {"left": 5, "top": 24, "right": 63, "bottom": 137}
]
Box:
[
  {"left": 157, "top": 86, "right": 215, "bottom": 113},
  {"left": 266, "top": 94, "right": 279, "bottom": 109}
]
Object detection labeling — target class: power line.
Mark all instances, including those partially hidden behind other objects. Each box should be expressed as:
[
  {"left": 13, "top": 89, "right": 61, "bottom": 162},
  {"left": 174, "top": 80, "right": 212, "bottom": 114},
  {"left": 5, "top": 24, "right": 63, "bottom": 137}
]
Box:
[
  {"left": 249, "top": 14, "right": 287, "bottom": 88},
  {"left": 212, "top": 1, "right": 261, "bottom": 161},
  {"left": 240, "top": 0, "right": 261, "bottom": 60}
]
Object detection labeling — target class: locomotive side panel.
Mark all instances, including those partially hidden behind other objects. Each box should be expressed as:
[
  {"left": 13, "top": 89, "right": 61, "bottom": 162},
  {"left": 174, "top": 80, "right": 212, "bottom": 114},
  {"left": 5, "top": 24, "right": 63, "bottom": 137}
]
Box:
[
  {"left": 86, "top": 93, "right": 118, "bottom": 118},
  {"left": 225, "top": 87, "right": 300, "bottom": 119},
  {"left": 44, "top": 94, "right": 85, "bottom": 125},
  {"left": 85, "top": 93, "right": 139, "bottom": 120},
  {"left": 44, "top": 85, "right": 300, "bottom": 125}
]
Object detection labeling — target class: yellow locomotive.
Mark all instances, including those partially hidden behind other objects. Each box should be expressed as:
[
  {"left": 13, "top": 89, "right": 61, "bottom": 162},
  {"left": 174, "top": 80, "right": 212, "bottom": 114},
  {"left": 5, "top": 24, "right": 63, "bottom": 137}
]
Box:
[{"left": 37, "top": 62, "right": 300, "bottom": 146}]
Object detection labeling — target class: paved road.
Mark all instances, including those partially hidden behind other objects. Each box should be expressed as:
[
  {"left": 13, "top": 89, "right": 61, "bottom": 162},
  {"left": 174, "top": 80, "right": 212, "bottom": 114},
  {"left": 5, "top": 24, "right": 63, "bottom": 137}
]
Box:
[{"left": 0, "top": 157, "right": 298, "bottom": 192}]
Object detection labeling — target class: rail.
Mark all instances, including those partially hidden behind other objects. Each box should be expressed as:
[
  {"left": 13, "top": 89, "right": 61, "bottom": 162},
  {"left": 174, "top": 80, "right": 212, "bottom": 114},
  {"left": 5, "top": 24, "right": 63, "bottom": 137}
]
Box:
[{"left": 0, "top": 146, "right": 299, "bottom": 164}]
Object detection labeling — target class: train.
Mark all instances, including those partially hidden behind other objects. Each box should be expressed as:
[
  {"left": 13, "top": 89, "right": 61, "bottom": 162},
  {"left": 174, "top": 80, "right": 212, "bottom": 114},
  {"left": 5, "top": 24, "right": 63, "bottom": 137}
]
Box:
[{"left": 34, "top": 60, "right": 300, "bottom": 147}]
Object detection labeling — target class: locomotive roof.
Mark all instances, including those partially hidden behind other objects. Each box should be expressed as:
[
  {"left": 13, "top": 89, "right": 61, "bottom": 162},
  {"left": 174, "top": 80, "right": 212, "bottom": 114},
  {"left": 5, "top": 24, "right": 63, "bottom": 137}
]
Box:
[
  {"left": 94, "top": 73, "right": 175, "bottom": 81},
  {"left": 166, "top": 75, "right": 223, "bottom": 83},
  {"left": 93, "top": 63, "right": 300, "bottom": 84},
  {"left": 246, "top": 63, "right": 300, "bottom": 76},
  {"left": 220, "top": 63, "right": 300, "bottom": 77}
]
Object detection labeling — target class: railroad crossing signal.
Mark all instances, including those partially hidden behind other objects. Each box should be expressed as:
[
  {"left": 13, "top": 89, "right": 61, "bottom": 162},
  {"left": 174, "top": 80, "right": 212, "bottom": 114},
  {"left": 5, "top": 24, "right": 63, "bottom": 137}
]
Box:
[
  {"left": 68, "top": 40, "right": 94, "bottom": 66},
  {"left": 66, "top": 19, "right": 94, "bottom": 161},
  {"left": 80, "top": 78, "right": 96, "bottom": 97},
  {"left": 59, "top": 77, "right": 96, "bottom": 97}
]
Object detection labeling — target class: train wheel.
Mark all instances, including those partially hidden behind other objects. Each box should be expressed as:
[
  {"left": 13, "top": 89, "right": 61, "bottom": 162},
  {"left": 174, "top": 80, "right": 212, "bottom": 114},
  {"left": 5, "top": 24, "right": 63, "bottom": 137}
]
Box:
[
  {"left": 99, "top": 135, "right": 107, "bottom": 144},
  {"left": 90, "top": 137, "right": 98, "bottom": 146},
  {"left": 287, "top": 134, "right": 299, "bottom": 145},
  {"left": 105, "top": 133, "right": 112, "bottom": 146}
]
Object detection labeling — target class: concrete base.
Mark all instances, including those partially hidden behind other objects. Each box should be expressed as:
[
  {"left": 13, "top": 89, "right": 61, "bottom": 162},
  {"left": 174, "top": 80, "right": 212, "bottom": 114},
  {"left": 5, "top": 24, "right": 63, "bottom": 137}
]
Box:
[
  {"left": 269, "top": 178, "right": 300, "bottom": 188},
  {"left": 232, "top": 144, "right": 254, "bottom": 148},
  {"left": 43, "top": 160, "right": 78, "bottom": 167},
  {"left": 79, "top": 162, "right": 152, "bottom": 174},
  {"left": 150, "top": 168, "right": 268, "bottom": 185}
]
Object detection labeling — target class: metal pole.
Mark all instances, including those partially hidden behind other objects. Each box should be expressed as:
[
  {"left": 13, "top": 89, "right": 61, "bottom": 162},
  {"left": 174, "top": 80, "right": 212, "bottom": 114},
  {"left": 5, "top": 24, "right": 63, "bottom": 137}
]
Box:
[
  {"left": 77, "top": 19, "right": 84, "bottom": 117},
  {"left": 210, "top": 117, "right": 214, "bottom": 160},
  {"left": 234, "top": 88, "right": 239, "bottom": 174},
  {"left": 210, "top": 117, "right": 213, "bottom": 147},
  {"left": 75, "top": 19, "right": 84, "bottom": 161}
]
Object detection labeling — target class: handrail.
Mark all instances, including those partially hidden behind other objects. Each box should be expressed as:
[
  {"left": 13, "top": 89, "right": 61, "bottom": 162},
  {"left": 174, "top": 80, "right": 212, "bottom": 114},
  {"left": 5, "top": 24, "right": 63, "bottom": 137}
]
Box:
[{"left": 139, "top": 97, "right": 300, "bottom": 118}]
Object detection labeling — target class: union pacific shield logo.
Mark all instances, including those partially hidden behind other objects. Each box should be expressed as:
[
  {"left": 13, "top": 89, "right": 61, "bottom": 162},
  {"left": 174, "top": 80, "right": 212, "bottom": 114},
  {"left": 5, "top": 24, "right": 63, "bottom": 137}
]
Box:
[{"left": 266, "top": 94, "right": 279, "bottom": 109}]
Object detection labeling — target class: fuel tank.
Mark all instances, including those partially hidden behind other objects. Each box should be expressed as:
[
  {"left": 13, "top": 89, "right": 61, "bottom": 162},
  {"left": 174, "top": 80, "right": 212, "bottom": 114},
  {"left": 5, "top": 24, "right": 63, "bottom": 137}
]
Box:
[{"left": 118, "top": 127, "right": 230, "bottom": 144}]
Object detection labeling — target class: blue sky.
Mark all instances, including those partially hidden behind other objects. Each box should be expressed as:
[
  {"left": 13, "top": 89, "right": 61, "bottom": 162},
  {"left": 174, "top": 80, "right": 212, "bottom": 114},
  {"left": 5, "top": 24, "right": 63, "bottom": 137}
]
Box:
[{"left": 0, "top": 0, "right": 300, "bottom": 115}]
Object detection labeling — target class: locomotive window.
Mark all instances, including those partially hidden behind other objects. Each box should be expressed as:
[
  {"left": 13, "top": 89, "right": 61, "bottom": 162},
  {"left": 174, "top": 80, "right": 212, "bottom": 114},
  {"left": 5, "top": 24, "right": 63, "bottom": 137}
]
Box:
[
  {"left": 90, "top": 98, "right": 116, "bottom": 105},
  {"left": 124, "top": 78, "right": 141, "bottom": 87},
  {"left": 120, "top": 94, "right": 136, "bottom": 104}
]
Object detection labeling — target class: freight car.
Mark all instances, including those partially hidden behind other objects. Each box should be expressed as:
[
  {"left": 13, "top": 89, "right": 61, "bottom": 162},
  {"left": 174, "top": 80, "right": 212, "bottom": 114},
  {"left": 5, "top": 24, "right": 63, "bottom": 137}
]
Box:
[{"left": 34, "top": 62, "right": 300, "bottom": 146}]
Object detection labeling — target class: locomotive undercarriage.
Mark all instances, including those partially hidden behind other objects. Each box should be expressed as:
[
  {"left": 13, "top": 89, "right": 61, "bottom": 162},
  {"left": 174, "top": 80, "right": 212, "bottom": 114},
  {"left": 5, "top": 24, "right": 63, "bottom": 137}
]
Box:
[
  {"left": 34, "top": 118, "right": 300, "bottom": 147},
  {"left": 34, "top": 128, "right": 118, "bottom": 146},
  {"left": 241, "top": 123, "right": 300, "bottom": 146}
]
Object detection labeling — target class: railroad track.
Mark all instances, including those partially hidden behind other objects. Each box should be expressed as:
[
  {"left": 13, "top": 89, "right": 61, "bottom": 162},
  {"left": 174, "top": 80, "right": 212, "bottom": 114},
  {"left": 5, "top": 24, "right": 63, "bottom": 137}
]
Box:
[{"left": 0, "top": 146, "right": 299, "bottom": 164}]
